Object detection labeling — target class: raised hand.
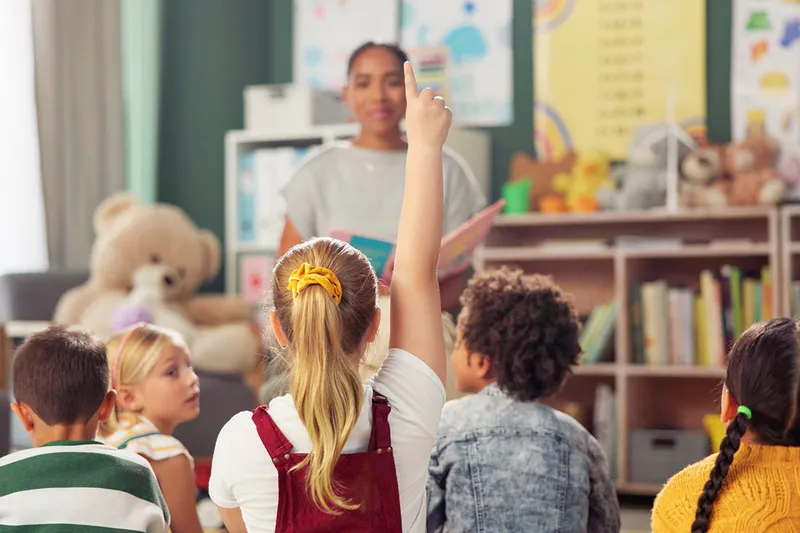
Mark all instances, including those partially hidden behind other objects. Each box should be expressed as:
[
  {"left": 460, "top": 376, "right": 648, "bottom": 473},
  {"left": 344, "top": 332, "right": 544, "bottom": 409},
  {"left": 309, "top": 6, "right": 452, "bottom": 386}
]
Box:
[{"left": 404, "top": 61, "right": 452, "bottom": 149}]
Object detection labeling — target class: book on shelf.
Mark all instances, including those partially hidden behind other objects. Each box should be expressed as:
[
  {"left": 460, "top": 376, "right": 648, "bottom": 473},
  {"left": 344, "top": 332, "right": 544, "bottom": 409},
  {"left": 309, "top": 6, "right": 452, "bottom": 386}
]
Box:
[
  {"left": 236, "top": 146, "right": 315, "bottom": 247},
  {"left": 329, "top": 200, "right": 505, "bottom": 284},
  {"left": 790, "top": 281, "right": 800, "bottom": 316},
  {"left": 239, "top": 253, "right": 274, "bottom": 304},
  {"left": 630, "top": 265, "right": 773, "bottom": 367},
  {"left": 580, "top": 300, "right": 618, "bottom": 364}
]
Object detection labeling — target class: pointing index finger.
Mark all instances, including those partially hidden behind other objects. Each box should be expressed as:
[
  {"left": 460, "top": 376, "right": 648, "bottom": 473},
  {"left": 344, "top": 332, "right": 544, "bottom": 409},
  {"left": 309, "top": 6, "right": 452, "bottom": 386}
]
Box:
[{"left": 404, "top": 61, "right": 419, "bottom": 99}]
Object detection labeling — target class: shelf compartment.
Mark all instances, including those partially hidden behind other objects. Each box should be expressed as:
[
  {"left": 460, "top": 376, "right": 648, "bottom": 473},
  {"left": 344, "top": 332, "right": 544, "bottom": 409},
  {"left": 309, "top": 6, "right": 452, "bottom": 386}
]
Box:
[
  {"left": 480, "top": 258, "right": 616, "bottom": 318},
  {"left": 542, "top": 374, "right": 616, "bottom": 436},
  {"left": 626, "top": 376, "right": 721, "bottom": 432}
]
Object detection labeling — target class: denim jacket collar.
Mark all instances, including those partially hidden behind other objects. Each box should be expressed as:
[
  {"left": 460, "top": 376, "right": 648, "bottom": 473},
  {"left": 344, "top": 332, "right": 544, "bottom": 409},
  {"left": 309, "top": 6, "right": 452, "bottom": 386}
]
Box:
[{"left": 479, "top": 382, "right": 506, "bottom": 398}]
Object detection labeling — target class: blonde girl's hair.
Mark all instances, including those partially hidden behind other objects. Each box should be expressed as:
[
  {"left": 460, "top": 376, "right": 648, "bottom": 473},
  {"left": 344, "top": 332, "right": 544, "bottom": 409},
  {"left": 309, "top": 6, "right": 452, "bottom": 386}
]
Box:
[
  {"left": 271, "top": 237, "right": 378, "bottom": 514},
  {"left": 98, "top": 323, "right": 188, "bottom": 437}
]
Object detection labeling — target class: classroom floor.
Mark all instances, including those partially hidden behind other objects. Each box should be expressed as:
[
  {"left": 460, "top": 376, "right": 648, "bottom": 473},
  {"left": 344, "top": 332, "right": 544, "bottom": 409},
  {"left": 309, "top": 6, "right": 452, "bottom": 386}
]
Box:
[{"left": 621, "top": 498, "right": 654, "bottom": 532}]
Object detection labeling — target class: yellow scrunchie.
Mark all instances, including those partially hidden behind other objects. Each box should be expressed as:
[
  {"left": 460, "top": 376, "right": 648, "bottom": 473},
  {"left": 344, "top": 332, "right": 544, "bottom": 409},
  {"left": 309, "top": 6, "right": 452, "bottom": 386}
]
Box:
[{"left": 287, "top": 263, "right": 342, "bottom": 305}]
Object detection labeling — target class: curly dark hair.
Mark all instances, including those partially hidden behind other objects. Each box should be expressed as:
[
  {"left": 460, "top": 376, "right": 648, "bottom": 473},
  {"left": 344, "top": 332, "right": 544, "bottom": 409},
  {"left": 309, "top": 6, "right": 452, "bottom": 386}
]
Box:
[{"left": 457, "top": 267, "right": 581, "bottom": 402}]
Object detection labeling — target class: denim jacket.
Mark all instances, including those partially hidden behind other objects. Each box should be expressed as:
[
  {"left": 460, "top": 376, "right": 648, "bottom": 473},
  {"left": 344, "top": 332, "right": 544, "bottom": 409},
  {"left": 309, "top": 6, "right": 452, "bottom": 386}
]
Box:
[{"left": 427, "top": 383, "right": 620, "bottom": 533}]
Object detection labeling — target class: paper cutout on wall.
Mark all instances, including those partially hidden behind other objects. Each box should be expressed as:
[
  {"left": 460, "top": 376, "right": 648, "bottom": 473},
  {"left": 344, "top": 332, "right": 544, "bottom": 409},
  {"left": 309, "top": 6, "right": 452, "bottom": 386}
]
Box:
[
  {"left": 293, "top": 0, "right": 399, "bottom": 92},
  {"left": 533, "top": 0, "right": 707, "bottom": 160},
  {"left": 401, "top": 0, "right": 513, "bottom": 126}
]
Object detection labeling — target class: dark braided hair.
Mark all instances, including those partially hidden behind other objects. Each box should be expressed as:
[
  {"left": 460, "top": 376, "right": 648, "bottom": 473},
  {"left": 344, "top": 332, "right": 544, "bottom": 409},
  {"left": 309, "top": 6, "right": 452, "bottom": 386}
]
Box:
[
  {"left": 346, "top": 42, "right": 409, "bottom": 76},
  {"left": 691, "top": 317, "right": 800, "bottom": 533}
]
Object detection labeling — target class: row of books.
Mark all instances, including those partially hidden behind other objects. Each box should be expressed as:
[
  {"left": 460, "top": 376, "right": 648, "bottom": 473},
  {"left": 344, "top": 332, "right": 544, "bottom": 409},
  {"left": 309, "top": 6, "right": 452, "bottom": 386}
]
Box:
[
  {"left": 630, "top": 265, "right": 774, "bottom": 367},
  {"left": 237, "top": 147, "right": 314, "bottom": 246},
  {"left": 580, "top": 301, "right": 618, "bottom": 364}
]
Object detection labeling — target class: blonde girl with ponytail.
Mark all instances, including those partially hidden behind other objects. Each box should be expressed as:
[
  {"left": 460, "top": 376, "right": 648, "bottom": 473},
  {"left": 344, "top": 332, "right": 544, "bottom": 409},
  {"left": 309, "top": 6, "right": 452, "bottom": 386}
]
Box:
[
  {"left": 100, "top": 323, "right": 204, "bottom": 533},
  {"left": 209, "top": 61, "right": 452, "bottom": 533}
]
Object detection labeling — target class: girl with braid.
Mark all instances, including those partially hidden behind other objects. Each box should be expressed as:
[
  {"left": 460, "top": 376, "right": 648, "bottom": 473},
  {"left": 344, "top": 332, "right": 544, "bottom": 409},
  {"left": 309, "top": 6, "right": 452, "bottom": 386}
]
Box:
[{"left": 652, "top": 317, "right": 800, "bottom": 532}]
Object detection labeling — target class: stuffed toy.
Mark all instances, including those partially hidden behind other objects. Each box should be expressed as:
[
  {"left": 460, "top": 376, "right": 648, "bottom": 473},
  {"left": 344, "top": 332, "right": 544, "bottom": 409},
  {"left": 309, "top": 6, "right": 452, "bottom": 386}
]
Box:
[
  {"left": 597, "top": 123, "right": 695, "bottom": 211},
  {"left": 506, "top": 151, "right": 577, "bottom": 212},
  {"left": 551, "top": 152, "right": 612, "bottom": 212},
  {"left": 53, "top": 193, "right": 261, "bottom": 375},
  {"left": 111, "top": 264, "right": 200, "bottom": 349},
  {"left": 679, "top": 145, "right": 729, "bottom": 208},
  {"left": 724, "top": 124, "right": 786, "bottom": 206}
]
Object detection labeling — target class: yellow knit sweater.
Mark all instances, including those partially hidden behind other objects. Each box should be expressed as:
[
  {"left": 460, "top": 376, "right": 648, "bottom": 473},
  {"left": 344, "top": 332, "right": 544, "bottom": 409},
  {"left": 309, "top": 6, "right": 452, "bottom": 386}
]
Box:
[{"left": 652, "top": 443, "right": 800, "bottom": 532}]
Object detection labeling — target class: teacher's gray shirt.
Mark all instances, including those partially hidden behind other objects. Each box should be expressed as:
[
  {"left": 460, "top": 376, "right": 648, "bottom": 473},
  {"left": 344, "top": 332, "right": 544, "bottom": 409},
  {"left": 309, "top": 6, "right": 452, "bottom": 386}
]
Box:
[{"left": 282, "top": 142, "right": 486, "bottom": 242}]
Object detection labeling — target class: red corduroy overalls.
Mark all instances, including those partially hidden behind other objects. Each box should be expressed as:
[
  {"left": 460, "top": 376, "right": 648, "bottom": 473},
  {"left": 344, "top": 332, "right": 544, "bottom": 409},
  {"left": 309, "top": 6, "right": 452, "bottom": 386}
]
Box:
[{"left": 251, "top": 392, "right": 403, "bottom": 533}]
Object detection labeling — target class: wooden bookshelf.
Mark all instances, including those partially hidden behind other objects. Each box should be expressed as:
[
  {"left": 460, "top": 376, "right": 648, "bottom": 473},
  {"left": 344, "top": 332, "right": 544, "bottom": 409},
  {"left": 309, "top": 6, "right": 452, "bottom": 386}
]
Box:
[
  {"left": 780, "top": 204, "right": 800, "bottom": 316},
  {"left": 477, "top": 206, "right": 780, "bottom": 495}
]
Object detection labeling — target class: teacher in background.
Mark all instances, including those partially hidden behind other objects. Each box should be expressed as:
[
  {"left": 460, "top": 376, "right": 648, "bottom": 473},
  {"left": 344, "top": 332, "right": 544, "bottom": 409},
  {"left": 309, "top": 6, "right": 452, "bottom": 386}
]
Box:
[
  {"left": 276, "top": 41, "right": 485, "bottom": 384},
  {"left": 279, "top": 41, "right": 485, "bottom": 309}
]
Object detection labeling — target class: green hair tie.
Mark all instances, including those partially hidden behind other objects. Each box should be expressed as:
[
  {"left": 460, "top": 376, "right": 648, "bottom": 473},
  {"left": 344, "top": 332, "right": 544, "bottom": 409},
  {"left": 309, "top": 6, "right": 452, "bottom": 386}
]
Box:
[{"left": 737, "top": 405, "right": 752, "bottom": 419}]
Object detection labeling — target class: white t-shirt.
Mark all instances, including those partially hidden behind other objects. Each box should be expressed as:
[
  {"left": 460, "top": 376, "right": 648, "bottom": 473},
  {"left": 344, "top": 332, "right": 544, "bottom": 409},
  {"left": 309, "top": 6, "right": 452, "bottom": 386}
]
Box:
[
  {"left": 209, "top": 348, "right": 446, "bottom": 533},
  {"left": 282, "top": 142, "right": 486, "bottom": 242}
]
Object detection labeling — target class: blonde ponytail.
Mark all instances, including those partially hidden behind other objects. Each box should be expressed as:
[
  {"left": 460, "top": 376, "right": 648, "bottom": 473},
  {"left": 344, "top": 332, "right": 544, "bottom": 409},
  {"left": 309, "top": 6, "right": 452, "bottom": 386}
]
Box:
[
  {"left": 271, "top": 238, "right": 380, "bottom": 515},
  {"left": 289, "top": 286, "right": 363, "bottom": 513}
]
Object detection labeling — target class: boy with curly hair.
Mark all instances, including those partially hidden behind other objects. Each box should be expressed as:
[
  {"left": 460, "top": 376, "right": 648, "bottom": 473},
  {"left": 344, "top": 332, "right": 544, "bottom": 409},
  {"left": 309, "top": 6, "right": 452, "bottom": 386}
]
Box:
[{"left": 426, "top": 267, "right": 620, "bottom": 533}]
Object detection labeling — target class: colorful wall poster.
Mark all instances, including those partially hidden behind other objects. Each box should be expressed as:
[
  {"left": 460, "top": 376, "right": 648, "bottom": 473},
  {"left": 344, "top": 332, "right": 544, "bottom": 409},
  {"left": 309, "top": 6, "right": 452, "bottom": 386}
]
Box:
[
  {"left": 294, "top": 0, "right": 399, "bottom": 92},
  {"left": 236, "top": 146, "right": 313, "bottom": 247},
  {"left": 401, "top": 0, "right": 513, "bottom": 126},
  {"left": 732, "top": 1, "right": 800, "bottom": 195},
  {"left": 533, "top": 0, "right": 706, "bottom": 161},
  {"left": 404, "top": 45, "right": 450, "bottom": 99}
]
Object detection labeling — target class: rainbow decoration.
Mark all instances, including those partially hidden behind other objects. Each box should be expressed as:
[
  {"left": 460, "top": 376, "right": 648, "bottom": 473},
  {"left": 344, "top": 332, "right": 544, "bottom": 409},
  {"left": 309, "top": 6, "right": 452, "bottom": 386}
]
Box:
[
  {"left": 533, "top": 0, "right": 575, "bottom": 34},
  {"left": 534, "top": 101, "right": 573, "bottom": 161}
]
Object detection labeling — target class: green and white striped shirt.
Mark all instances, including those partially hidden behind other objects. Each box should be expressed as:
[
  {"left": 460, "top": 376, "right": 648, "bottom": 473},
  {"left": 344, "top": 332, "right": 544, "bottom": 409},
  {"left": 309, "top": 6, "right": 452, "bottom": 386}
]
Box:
[{"left": 0, "top": 440, "right": 170, "bottom": 532}]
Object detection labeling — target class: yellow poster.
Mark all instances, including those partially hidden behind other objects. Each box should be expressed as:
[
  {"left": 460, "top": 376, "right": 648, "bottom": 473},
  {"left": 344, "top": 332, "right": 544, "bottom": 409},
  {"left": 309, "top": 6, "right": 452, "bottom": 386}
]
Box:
[{"left": 533, "top": 0, "right": 706, "bottom": 161}]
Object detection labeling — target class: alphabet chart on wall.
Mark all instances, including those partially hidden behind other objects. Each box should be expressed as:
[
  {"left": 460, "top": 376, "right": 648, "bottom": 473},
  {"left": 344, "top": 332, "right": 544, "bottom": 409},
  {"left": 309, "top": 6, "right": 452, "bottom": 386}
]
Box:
[{"left": 533, "top": 0, "right": 706, "bottom": 161}]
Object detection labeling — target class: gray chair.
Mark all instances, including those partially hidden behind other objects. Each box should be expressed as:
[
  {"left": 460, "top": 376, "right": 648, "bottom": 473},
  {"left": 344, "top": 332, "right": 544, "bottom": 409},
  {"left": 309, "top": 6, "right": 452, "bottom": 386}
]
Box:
[
  {"left": 0, "top": 270, "right": 256, "bottom": 459},
  {"left": 0, "top": 270, "right": 89, "bottom": 453}
]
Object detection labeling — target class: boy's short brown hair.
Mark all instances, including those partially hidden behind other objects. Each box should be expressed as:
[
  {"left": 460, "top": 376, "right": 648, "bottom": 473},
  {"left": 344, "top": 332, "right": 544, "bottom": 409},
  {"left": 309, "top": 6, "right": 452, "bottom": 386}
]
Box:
[
  {"left": 458, "top": 267, "right": 581, "bottom": 402},
  {"left": 13, "top": 325, "right": 109, "bottom": 425}
]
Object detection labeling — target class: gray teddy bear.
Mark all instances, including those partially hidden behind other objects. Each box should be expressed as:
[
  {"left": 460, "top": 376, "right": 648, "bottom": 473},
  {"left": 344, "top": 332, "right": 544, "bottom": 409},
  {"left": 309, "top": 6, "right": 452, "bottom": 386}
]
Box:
[{"left": 597, "top": 123, "right": 696, "bottom": 211}]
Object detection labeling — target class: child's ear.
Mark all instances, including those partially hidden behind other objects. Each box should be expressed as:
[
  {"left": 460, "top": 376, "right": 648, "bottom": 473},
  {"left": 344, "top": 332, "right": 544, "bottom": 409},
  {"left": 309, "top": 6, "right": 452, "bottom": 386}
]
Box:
[
  {"left": 270, "top": 311, "right": 288, "bottom": 348},
  {"left": 364, "top": 308, "right": 382, "bottom": 344},
  {"left": 721, "top": 387, "right": 739, "bottom": 424},
  {"left": 10, "top": 402, "right": 34, "bottom": 432},
  {"left": 116, "top": 385, "right": 143, "bottom": 413},
  {"left": 475, "top": 354, "right": 492, "bottom": 379},
  {"left": 97, "top": 390, "right": 117, "bottom": 422}
]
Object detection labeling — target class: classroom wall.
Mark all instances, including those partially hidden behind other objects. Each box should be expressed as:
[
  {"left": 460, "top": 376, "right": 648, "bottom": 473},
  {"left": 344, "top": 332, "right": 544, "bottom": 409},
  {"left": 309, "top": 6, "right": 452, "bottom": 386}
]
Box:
[{"left": 157, "top": 0, "right": 733, "bottom": 293}]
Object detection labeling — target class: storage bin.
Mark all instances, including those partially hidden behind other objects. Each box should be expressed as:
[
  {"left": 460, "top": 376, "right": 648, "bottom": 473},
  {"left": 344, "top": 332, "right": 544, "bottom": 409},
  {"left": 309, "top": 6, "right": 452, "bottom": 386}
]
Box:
[
  {"left": 244, "top": 84, "right": 350, "bottom": 131},
  {"left": 629, "top": 429, "right": 709, "bottom": 484}
]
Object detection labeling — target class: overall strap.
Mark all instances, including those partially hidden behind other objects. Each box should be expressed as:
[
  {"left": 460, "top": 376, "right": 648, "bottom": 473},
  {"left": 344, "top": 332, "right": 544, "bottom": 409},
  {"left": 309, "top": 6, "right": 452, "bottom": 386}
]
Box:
[
  {"left": 368, "top": 392, "right": 392, "bottom": 451},
  {"left": 252, "top": 405, "right": 294, "bottom": 463}
]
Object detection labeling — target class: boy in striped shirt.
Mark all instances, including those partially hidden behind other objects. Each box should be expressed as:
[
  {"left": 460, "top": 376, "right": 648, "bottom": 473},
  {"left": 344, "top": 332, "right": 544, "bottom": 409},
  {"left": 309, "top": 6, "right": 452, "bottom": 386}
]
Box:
[{"left": 1, "top": 325, "right": 170, "bottom": 532}]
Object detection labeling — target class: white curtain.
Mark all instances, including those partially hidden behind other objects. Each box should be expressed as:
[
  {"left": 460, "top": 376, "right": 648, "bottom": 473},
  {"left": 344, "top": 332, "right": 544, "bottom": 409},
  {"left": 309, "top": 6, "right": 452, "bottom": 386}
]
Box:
[
  {"left": 31, "top": 0, "right": 125, "bottom": 269},
  {"left": 0, "top": 0, "right": 49, "bottom": 275}
]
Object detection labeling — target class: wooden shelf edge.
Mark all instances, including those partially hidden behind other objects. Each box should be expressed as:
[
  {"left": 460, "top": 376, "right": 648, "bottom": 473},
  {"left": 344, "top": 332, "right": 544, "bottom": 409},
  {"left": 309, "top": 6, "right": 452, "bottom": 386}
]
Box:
[
  {"left": 482, "top": 247, "right": 614, "bottom": 261},
  {"left": 3, "top": 321, "right": 52, "bottom": 338},
  {"left": 616, "top": 481, "right": 663, "bottom": 496},
  {"left": 622, "top": 365, "right": 724, "bottom": 378},
  {"left": 481, "top": 243, "right": 771, "bottom": 262},
  {"left": 573, "top": 363, "right": 618, "bottom": 376},
  {"left": 494, "top": 207, "right": 773, "bottom": 228}
]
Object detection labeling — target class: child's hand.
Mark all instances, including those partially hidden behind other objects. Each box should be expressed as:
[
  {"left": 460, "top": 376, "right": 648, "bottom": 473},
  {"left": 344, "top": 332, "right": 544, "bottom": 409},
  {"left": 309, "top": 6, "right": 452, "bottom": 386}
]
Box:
[{"left": 404, "top": 62, "right": 452, "bottom": 149}]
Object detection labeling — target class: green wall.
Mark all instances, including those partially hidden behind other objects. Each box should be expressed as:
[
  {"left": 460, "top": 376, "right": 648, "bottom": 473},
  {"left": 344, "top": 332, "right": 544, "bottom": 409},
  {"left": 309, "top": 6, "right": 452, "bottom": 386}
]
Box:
[{"left": 158, "top": 0, "right": 733, "bottom": 292}]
